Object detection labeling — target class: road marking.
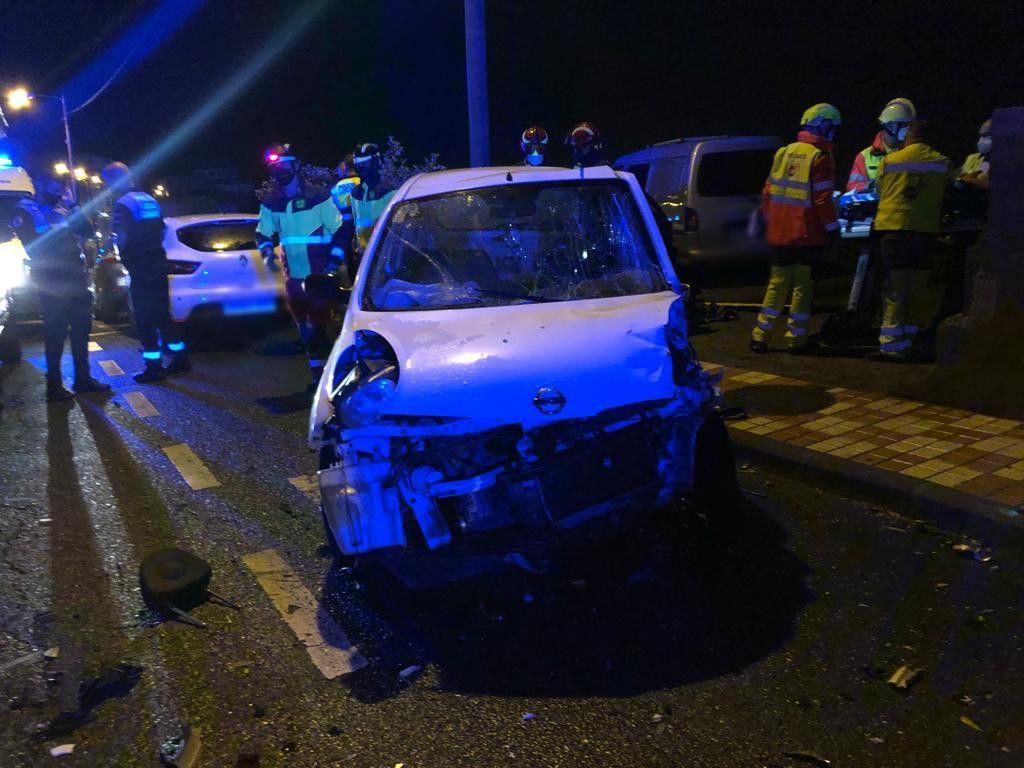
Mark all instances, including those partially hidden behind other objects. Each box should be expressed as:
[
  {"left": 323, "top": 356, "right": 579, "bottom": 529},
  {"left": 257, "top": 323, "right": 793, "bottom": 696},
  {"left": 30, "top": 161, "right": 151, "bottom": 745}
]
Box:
[
  {"left": 288, "top": 475, "right": 319, "bottom": 501},
  {"left": 87, "top": 341, "right": 103, "bottom": 352},
  {"left": 242, "top": 549, "right": 367, "bottom": 678},
  {"left": 123, "top": 391, "right": 159, "bottom": 417},
  {"left": 89, "top": 330, "right": 121, "bottom": 337},
  {"left": 98, "top": 360, "right": 125, "bottom": 376},
  {"left": 162, "top": 444, "right": 221, "bottom": 491}
]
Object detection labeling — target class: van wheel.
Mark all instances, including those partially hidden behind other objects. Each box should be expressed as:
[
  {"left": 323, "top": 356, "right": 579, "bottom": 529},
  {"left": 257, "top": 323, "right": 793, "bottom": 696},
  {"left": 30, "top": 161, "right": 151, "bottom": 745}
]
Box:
[{"left": 690, "top": 412, "right": 740, "bottom": 530}]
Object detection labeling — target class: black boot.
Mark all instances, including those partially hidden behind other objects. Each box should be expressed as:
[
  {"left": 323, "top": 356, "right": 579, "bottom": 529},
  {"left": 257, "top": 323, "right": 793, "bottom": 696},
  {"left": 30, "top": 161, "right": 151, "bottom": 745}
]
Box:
[
  {"left": 165, "top": 352, "right": 192, "bottom": 375},
  {"left": 134, "top": 360, "right": 167, "bottom": 383},
  {"left": 74, "top": 376, "right": 112, "bottom": 394},
  {"left": 46, "top": 380, "right": 75, "bottom": 402}
]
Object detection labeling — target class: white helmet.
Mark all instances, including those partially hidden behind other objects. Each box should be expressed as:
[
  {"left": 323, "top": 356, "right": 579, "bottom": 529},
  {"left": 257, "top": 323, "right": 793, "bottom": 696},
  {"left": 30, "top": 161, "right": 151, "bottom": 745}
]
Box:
[{"left": 0, "top": 166, "right": 34, "bottom": 198}]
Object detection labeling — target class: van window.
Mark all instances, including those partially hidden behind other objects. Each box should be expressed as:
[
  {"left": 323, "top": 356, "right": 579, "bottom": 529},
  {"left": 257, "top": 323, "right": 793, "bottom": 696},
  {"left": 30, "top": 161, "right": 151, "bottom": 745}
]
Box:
[
  {"left": 647, "top": 157, "right": 689, "bottom": 200},
  {"left": 624, "top": 163, "right": 650, "bottom": 188},
  {"left": 696, "top": 149, "right": 776, "bottom": 197}
]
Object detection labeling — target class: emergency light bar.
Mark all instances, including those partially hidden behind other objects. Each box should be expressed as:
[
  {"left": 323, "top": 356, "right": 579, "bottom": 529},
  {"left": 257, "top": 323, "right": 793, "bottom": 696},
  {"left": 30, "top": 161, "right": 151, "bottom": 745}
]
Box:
[{"left": 0, "top": 154, "right": 13, "bottom": 168}]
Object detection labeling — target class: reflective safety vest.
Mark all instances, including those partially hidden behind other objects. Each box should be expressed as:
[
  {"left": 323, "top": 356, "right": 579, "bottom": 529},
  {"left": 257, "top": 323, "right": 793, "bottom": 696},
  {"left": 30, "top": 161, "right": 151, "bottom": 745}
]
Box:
[
  {"left": 847, "top": 133, "right": 893, "bottom": 192},
  {"left": 874, "top": 142, "right": 950, "bottom": 234},
  {"left": 763, "top": 137, "right": 837, "bottom": 247},
  {"left": 958, "top": 152, "right": 989, "bottom": 189},
  {"left": 352, "top": 187, "right": 396, "bottom": 251},
  {"left": 256, "top": 186, "right": 344, "bottom": 279}
]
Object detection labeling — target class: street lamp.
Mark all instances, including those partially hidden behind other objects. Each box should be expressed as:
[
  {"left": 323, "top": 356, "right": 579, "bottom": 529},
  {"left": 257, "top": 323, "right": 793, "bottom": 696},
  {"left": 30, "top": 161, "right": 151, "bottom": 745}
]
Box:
[
  {"left": 5, "top": 86, "right": 77, "bottom": 201},
  {"left": 53, "top": 161, "right": 69, "bottom": 176}
]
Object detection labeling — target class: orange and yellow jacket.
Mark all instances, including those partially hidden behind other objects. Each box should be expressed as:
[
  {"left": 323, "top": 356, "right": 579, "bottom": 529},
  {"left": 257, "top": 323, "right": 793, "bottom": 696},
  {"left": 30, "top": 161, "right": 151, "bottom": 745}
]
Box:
[{"left": 761, "top": 131, "right": 838, "bottom": 247}]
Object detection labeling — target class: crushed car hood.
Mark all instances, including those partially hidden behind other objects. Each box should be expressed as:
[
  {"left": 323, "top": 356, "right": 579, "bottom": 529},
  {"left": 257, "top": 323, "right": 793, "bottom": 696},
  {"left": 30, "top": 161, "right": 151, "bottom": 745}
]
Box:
[{"left": 354, "top": 291, "right": 681, "bottom": 425}]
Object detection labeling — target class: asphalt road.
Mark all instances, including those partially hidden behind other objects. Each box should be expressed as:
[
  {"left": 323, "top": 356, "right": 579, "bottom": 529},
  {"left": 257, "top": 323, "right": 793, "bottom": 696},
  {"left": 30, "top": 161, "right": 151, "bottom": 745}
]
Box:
[{"left": 1, "top": 317, "right": 1022, "bottom": 768}]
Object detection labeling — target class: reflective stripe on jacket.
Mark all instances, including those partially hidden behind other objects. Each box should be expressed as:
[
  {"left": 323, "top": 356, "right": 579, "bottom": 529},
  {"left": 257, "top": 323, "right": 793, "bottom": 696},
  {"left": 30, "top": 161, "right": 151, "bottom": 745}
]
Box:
[
  {"left": 874, "top": 142, "right": 950, "bottom": 234},
  {"left": 255, "top": 185, "right": 345, "bottom": 279},
  {"left": 352, "top": 187, "right": 396, "bottom": 251},
  {"left": 847, "top": 132, "right": 892, "bottom": 192},
  {"left": 762, "top": 132, "right": 837, "bottom": 247}
]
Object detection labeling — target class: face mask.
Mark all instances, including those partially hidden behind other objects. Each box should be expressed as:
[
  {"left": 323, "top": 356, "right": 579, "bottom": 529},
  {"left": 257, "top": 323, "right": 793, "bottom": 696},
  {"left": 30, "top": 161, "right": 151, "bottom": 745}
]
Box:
[
  {"left": 977, "top": 137, "right": 992, "bottom": 155},
  {"left": 526, "top": 151, "right": 544, "bottom": 166}
]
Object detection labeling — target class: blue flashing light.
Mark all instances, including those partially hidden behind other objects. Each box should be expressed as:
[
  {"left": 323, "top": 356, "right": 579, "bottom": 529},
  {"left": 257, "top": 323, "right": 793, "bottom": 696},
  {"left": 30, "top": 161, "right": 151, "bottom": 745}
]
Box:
[
  {"left": 0, "top": 154, "right": 12, "bottom": 168},
  {"left": 142, "top": 350, "right": 162, "bottom": 360},
  {"left": 167, "top": 341, "right": 185, "bottom": 352}
]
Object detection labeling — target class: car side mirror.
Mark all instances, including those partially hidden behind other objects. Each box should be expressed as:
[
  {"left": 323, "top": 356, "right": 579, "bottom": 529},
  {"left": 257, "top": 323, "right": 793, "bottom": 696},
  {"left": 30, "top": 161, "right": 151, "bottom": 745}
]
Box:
[{"left": 303, "top": 272, "right": 351, "bottom": 302}]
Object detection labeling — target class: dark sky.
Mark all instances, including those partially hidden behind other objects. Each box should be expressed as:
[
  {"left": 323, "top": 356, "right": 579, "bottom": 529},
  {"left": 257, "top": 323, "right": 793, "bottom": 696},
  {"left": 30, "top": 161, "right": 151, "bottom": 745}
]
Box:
[{"left": 1, "top": 0, "right": 1021, "bottom": 184}]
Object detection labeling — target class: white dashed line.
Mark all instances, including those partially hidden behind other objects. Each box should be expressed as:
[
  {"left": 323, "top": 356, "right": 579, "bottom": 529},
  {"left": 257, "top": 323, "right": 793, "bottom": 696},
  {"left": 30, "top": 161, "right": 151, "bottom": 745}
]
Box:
[
  {"left": 98, "top": 360, "right": 125, "bottom": 376},
  {"left": 242, "top": 549, "right": 367, "bottom": 678},
  {"left": 123, "top": 391, "right": 159, "bottom": 417},
  {"left": 87, "top": 341, "right": 103, "bottom": 352},
  {"left": 162, "top": 444, "right": 221, "bottom": 491}
]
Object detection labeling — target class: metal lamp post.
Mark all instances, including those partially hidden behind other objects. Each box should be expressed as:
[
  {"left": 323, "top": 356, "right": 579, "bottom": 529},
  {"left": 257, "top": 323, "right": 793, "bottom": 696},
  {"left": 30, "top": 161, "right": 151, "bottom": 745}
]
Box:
[{"left": 5, "top": 87, "right": 78, "bottom": 201}]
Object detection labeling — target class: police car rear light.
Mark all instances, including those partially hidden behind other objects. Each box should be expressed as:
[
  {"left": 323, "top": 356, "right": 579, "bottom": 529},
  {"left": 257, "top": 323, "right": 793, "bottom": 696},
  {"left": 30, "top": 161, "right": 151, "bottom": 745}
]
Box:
[{"left": 167, "top": 260, "right": 201, "bottom": 275}]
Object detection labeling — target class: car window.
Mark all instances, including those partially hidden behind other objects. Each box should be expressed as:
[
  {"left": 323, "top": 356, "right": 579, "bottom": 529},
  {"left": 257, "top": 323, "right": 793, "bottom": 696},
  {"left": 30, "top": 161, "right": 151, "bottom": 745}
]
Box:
[
  {"left": 696, "top": 148, "right": 776, "bottom": 197},
  {"left": 176, "top": 221, "right": 258, "bottom": 252},
  {"left": 366, "top": 180, "right": 669, "bottom": 311},
  {"left": 625, "top": 163, "right": 650, "bottom": 188},
  {"left": 647, "top": 157, "right": 689, "bottom": 201}
]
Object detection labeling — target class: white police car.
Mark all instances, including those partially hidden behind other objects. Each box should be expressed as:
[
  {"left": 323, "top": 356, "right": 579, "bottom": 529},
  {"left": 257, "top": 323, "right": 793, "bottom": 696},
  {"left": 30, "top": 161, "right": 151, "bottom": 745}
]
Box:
[
  {"left": 162, "top": 214, "right": 285, "bottom": 323},
  {"left": 307, "top": 165, "right": 734, "bottom": 568}
]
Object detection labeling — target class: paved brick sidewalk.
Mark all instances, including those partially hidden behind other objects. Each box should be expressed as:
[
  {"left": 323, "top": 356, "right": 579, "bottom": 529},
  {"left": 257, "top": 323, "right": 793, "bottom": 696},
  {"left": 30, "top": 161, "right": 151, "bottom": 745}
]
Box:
[{"left": 705, "top": 363, "right": 1024, "bottom": 510}]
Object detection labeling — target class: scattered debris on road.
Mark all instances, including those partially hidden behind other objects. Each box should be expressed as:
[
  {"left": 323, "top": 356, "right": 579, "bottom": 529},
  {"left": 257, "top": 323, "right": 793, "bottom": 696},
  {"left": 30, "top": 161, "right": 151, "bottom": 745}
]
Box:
[
  {"left": 953, "top": 542, "right": 993, "bottom": 562},
  {"left": 398, "top": 665, "right": 422, "bottom": 680},
  {"left": 521, "top": 713, "right": 536, "bottom": 722},
  {"left": 160, "top": 724, "right": 202, "bottom": 768},
  {"left": 887, "top": 665, "right": 923, "bottom": 691},
  {"left": 49, "top": 744, "right": 75, "bottom": 757},
  {"left": 783, "top": 749, "right": 832, "bottom": 766},
  {"left": 960, "top": 715, "right": 983, "bottom": 732},
  {"left": 43, "top": 647, "right": 60, "bottom": 660}
]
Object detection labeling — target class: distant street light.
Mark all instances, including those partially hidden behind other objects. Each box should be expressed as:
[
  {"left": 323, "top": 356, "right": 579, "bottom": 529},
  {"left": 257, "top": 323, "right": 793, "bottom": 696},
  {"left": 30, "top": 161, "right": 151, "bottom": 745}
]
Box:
[
  {"left": 90, "top": 174, "right": 101, "bottom": 185},
  {"left": 5, "top": 86, "right": 77, "bottom": 201},
  {"left": 73, "top": 167, "right": 88, "bottom": 181},
  {"left": 53, "top": 161, "right": 69, "bottom": 176},
  {"left": 5, "top": 87, "right": 30, "bottom": 111}
]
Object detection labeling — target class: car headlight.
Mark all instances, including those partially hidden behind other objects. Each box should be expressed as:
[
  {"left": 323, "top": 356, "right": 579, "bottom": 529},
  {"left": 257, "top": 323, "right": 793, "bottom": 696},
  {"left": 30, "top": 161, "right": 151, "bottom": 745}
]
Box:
[
  {"left": 0, "top": 244, "right": 28, "bottom": 291},
  {"left": 330, "top": 330, "right": 400, "bottom": 426}
]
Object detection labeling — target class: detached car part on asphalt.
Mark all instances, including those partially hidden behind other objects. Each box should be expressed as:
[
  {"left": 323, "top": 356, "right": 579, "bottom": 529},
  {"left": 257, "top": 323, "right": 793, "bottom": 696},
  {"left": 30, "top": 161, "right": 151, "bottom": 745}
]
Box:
[{"left": 307, "top": 166, "right": 733, "bottom": 563}]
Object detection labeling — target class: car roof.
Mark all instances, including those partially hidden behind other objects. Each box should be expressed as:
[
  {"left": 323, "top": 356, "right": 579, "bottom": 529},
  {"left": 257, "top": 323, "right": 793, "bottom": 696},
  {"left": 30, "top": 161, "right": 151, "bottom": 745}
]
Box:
[
  {"left": 614, "top": 135, "right": 781, "bottom": 166},
  {"left": 164, "top": 213, "right": 259, "bottom": 230},
  {"left": 398, "top": 165, "right": 622, "bottom": 201}
]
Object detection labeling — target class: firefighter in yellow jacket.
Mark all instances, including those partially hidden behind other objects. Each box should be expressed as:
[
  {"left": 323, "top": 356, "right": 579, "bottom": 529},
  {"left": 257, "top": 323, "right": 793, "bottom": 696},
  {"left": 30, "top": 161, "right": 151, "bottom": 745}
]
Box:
[
  {"left": 869, "top": 122, "right": 950, "bottom": 362},
  {"left": 957, "top": 118, "right": 992, "bottom": 190}
]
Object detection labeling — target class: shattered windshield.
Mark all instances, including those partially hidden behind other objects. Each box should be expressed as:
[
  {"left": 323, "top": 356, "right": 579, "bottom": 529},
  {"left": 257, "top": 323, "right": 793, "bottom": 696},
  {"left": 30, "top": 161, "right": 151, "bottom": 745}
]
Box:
[{"left": 365, "top": 180, "right": 669, "bottom": 311}]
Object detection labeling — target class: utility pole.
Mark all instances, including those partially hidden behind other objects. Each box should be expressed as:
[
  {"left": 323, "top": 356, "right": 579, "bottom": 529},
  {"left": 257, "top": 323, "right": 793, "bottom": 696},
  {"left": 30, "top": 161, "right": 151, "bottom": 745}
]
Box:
[
  {"left": 60, "top": 95, "right": 77, "bottom": 202},
  {"left": 464, "top": 0, "right": 490, "bottom": 167}
]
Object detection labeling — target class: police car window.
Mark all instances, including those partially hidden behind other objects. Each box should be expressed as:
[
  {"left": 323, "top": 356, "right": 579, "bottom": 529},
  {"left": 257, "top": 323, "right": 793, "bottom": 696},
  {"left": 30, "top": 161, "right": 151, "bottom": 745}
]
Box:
[
  {"left": 696, "top": 149, "right": 776, "bottom": 197},
  {"left": 177, "top": 222, "right": 258, "bottom": 252},
  {"left": 647, "top": 157, "right": 688, "bottom": 200}
]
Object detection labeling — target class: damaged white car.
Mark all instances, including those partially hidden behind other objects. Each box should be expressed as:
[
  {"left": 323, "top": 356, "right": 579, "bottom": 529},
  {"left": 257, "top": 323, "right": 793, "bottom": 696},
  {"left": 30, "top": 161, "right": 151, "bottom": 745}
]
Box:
[{"left": 307, "top": 166, "right": 734, "bottom": 568}]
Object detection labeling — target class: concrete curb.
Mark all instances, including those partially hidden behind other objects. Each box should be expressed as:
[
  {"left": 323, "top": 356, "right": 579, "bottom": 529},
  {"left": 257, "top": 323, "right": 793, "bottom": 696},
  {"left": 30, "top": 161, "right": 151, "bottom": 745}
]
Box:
[{"left": 730, "top": 429, "right": 1024, "bottom": 543}]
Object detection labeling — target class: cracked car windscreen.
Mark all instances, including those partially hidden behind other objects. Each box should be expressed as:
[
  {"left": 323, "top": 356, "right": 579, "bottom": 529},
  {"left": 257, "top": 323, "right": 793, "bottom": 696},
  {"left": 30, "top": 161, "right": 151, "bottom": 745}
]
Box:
[{"left": 365, "top": 180, "right": 669, "bottom": 310}]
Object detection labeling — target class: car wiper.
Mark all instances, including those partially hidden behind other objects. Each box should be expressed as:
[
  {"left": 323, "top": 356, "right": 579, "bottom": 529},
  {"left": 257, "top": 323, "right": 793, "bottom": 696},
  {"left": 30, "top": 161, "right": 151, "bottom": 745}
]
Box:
[{"left": 470, "top": 287, "right": 561, "bottom": 304}]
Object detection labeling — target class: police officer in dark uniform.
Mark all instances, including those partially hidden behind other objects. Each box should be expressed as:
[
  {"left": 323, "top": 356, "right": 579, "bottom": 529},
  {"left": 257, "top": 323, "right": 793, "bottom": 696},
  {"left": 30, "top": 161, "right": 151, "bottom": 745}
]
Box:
[
  {"left": 101, "top": 162, "right": 189, "bottom": 383},
  {"left": 11, "top": 172, "right": 110, "bottom": 401}
]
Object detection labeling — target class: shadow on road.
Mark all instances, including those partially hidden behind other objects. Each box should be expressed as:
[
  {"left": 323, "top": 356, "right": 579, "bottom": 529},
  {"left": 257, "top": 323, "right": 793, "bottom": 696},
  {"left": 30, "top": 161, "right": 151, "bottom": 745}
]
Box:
[
  {"left": 321, "top": 499, "right": 812, "bottom": 700},
  {"left": 725, "top": 383, "right": 836, "bottom": 417}
]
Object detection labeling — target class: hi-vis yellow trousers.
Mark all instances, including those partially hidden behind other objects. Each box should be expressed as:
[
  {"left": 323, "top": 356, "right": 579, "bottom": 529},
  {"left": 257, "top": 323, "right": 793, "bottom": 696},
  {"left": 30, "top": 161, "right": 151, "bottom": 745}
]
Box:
[{"left": 751, "top": 264, "right": 814, "bottom": 349}]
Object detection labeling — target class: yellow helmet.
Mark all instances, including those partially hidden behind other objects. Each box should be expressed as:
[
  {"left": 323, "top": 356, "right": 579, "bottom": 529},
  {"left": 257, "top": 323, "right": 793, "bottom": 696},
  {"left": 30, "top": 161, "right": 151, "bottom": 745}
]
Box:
[
  {"left": 801, "top": 103, "right": 842, "bottom": 128},
  {"left": 878, "top": 98, "right": 916, "bottom": 125}
]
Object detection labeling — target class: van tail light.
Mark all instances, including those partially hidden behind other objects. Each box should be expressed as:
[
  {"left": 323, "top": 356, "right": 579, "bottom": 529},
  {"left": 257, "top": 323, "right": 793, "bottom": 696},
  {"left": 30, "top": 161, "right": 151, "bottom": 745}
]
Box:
[
  {"left": 683, "top": 207, "right": 700, "bottom": 232},
  {"left": 167, "top": 260, "right": 201, "bottom": 275}
]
